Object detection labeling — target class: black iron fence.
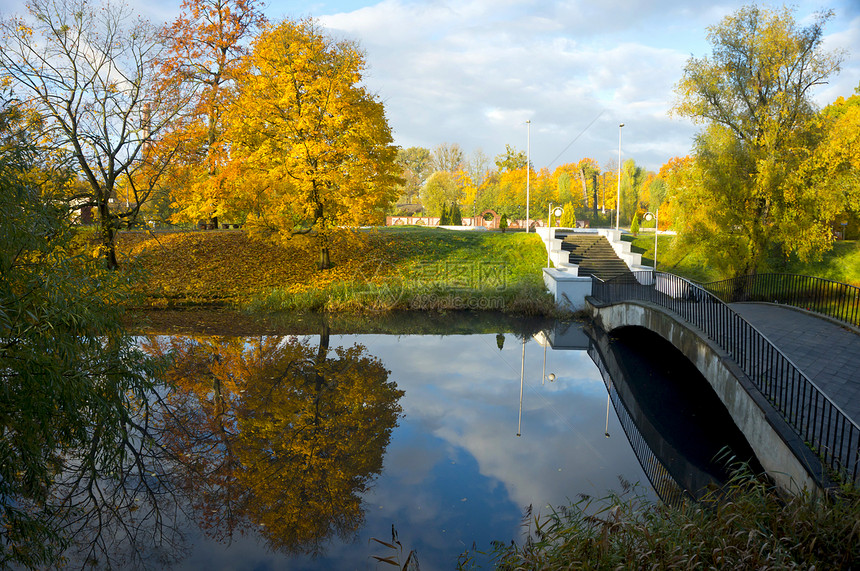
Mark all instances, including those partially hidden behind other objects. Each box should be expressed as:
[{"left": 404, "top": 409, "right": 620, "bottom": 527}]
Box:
[
  {"left": 588, "top": 342, "right": 690, "bottom": 507},
  {"left": 591, "top": 270, "right": 860, "bottom": 487},
  {"left": 702, "top": 273, "right": 860, "bottom": 329}
]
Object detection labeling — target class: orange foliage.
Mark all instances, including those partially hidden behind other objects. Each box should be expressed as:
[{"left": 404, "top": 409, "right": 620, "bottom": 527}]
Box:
[
  {"left": 226, "top": 19, "right": 400, "bottom": 242},
  {"left": 157, "top": 0, "right": 266, "bottom": 224},
  {"left": 142, "top": 331, "right": 403, "bottom": 553}
]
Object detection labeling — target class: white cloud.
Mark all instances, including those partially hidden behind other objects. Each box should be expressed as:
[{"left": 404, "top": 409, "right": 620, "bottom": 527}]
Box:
[
  {"left": 817, "top": 15, "right": 860, "bottom": 105},
  {"left": 3, "top": 0, "right": 856, "bottom": 171},
  {"left": 317, "top": 0, "right": 859, "bottom": 171}
]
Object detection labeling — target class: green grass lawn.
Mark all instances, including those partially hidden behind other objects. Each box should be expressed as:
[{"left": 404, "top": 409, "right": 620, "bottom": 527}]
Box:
[
  {"left": 250, "top": 226, "right": 556, "bottom": 314},
  {"left": 626, "top": 233, "right": 860, "bottom": 286},
  {"left": 116, "top": 226, "right": 860, "bottom": 312},
  {"left": 774, "top": 241, "right": 860, "bottom": 286},
  {"left": 119, "top": 226, "right": 558, "bottom": 315}
]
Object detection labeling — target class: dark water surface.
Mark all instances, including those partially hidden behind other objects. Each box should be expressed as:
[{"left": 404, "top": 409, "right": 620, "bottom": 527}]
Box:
[{"left": 99, "top": 312, "right": 759, "bottom": 570}]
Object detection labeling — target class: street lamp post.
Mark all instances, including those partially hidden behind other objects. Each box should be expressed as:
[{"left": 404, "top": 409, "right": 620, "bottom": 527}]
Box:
[
  {"left": 526, "top": 120, "right": 531, "bottom": 233},
  {"left": 605, "top": 393, "right": 611, "bottom": 438},
  {"left": 601, "top": 172, "right": 606, "bottom": 214},
  {"left": 517, "top": 336, "right": 525, "bottom": 436},
  {"left": 546, "top": 203, "right": 564, "bottom": 268},
  {"left": 643, "top": 209, "right": 659, "bottom": 271},
  {"left": 615, "top": 123, "right": 624, "bottom": 231}
]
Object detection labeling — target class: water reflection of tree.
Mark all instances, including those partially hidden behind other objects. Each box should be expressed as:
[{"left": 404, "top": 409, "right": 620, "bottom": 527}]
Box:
[
  {"left": 144, "top": 325, "right": 403, "bottom": 556},
  {"left": 4, "top": 339, "right": 187, "bottom": 570}
]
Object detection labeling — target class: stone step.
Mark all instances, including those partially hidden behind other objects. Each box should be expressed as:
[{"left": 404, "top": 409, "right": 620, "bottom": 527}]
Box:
[{"left": 557, "top": 234, "right": 634, "bottom": 281}]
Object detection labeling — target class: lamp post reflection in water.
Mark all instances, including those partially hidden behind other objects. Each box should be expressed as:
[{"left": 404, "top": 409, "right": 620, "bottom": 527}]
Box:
[
  {"left": 605, "top": 394, "right": 611, "bottom": 438},
  {"left": 519, "top": 332, "right": 557, "bottom": 436},
  {"left": 517, "top": 337, "right": 525, "bottom": 437},
  {"left": 542, "top": 333, "right": 547, "bottom": 385},
  {"left": 517, "top": 331, "right": 556, "bottom": 436},
  {"left": 534, "top": 329, "right": 555, "bottom": 386}
]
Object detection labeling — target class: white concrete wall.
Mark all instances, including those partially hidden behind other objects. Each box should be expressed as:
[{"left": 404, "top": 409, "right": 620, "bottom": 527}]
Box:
[
  {"left": 596, "top": 228, "right": 645, "bottom": 269},
  {"left": 543, "top": 268, "right": 592, "bottom": 310}
]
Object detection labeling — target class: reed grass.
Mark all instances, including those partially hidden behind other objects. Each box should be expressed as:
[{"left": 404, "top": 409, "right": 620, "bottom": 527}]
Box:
[
  {"left": 370, "top": 525, "right": 420, "bottom": 570},
  {"left": 245, "top": 279, "right": 561, "bottom": 316},
  {"left": 463, "top": 472, "right": 860, "bottom": 570}
]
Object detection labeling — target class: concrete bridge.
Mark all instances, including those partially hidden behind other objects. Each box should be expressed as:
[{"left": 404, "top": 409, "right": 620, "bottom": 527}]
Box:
[{"left": 585, "top": 271, "right": 860, "bottom": 494}]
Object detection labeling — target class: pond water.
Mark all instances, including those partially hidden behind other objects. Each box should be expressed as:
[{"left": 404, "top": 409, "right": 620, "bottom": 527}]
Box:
[
  {"left": 165, "top": 326, "right": 649, "bottom": 570},
  {"left": 62, "top": 313, "right": 760, "bottom": 570}
]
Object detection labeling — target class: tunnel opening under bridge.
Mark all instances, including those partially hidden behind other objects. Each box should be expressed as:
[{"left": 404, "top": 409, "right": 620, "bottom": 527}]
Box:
[{"left": 602, "top": 325, "right": 765, "bottom": 497}]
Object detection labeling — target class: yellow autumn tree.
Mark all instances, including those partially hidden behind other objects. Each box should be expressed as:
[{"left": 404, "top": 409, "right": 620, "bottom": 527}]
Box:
[
  {"left": 652, "top": 156, "right": 692, "bottom": 230},
  {"left": 495, "top": 167, "right": 528, "bottom": 219},
  {"left": 661, "top": 156, "right": 697, "bottom": 229},
  {"left": 227, "top": 19, "right": 401, "bottom": 269},
  {"left": 143, "top": 329, "right": 403, "bottom": 554},
  {"left": 793, "top": 87, "right": 860, "bottom": 232},
  {"left": 457, "top": 168, "right": 479, "bottom": 216}
]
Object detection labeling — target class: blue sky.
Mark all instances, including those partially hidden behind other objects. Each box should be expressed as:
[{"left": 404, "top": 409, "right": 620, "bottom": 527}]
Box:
[{"left": 3, "top": 0, "right": 859, "bottom": 172}]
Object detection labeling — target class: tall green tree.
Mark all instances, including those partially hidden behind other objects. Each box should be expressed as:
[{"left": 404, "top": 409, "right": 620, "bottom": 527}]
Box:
[
  {"left": 494, "top": 144, "right": 528, "bottom": 172},
  {"left": 648, "top": 178, "right": 668, "bottom": 212},
  {"left": 396, "top": 146, "right": 432, "bottom": 205},
  {"left": 673, "top": 5, "right": 844, "bottom": 275},
  {"left": 421, "top": 170, "right": 462, "bottom": 217},
  {"left": 557, "top": 172, "right": 572, "bottom": 204},
  {"left": 792, "top": 84, "right": 860, "bottom": 239},
  {"left": 450, "top": 201, "right": 463, "bottom": 225},
  {"left": 621, "top": 158, "right": 646, "bottom": 224},
  {"left": 575, "top": 158, "right": 600, "bottom": 209}
]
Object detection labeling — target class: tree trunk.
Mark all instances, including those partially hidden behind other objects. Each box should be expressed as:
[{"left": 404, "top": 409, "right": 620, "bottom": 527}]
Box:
[
  {"left": 579, "top": 166, "right": 588, "bottom": 207},
  {"left": 105, "top": 240, "right": 119, "bottom": 270},
  {"left": 318, "top": 237, "right": 331, "bottom": 270},
  {"left": 318, "top": 247, "right": 331, "bottom": 270},
  {"left": 313, "top": 322, "right": 330, "bottom": 425},
  {"left": 314, "top": 199, "right": 331, "bottom": 269},
  {"left": 99, "top": 203, "right": 119, "bottom": 270}
]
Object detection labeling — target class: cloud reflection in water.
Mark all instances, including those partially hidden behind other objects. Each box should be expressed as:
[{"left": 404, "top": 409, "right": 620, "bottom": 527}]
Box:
[{"left": 173, "top": 331, "right": 649, "bottom": 570}]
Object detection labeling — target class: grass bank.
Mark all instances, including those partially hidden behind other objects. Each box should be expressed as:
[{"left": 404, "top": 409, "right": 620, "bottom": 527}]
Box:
[
  {"left": 626, "top": 233, "right": 860, "bottom": 286},
  {"left": 117, "top": 227, "right": 559, "bottom": 315}
]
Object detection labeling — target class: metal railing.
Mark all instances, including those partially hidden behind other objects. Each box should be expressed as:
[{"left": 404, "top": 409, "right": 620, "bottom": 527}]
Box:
[
  {"left": 588, "top": 342, "right": 690, "bottom": 506},
  {"left": 702, "top": 273, "right": 860, "bottom": 329},
  {"left": 591, "top": 270, "right": 860, "bottom": 486}
]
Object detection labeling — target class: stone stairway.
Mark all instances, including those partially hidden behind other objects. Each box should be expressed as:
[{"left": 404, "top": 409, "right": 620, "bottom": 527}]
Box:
[{"left": 559, "top": 234, "right": 634, "bottom": 281}]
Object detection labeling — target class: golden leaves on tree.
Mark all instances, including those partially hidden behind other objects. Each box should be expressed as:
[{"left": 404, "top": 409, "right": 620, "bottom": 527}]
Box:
[
  {"left": 143, "top": 329, "right": 403, "bottom": 554},
  {"left": 225, "top": 19, "right": 401, "bottom": 265}
]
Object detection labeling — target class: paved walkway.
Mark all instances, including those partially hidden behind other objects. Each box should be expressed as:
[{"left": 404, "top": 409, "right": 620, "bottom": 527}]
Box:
[{"left": 730, "top": 302, "right": 860, "bottom": 426}]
